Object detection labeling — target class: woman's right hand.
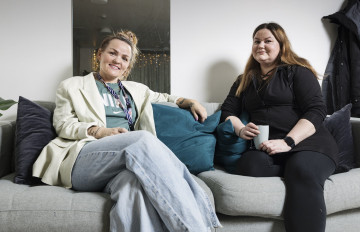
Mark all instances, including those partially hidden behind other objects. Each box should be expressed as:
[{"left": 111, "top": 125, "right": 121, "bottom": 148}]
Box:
[
  {"left": 238, "top": 122, "right": 260, "bottom": 140},
  {"left": 98, "top": 127, "right": 128, "bottom": 138},
  {"left": 88, "top": 126, "right": 128, "bottom": 139},
  {"left": 225, "top": 116, "right": 260, "bottom": 140}
]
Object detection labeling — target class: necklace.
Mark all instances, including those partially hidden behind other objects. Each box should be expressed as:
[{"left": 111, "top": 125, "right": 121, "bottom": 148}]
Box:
[
  {"left": 257, "top": 67, "right": 277, "bottom": 93},
  {"left": 260, "top": 67, "right": 277, "bottom": 79},
  {"left": 96, "top": 73, "right": 134, "bottom": 131}
]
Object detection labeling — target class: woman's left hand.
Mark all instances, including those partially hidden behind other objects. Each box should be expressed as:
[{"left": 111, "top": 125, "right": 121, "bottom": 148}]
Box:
[
  {"left": 189, "top": 101, "right": 207, "bottom": 123},
  {"left": 259, "top": 139, "right": 291, "bottom": 155},
  {"left": 176, "top": 98, "right": 208, "bottom": 123}
]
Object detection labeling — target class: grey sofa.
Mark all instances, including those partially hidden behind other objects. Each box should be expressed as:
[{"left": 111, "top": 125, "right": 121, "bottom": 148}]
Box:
[{"left": 1, "top": 102, "right": 360, "bottom": 232}]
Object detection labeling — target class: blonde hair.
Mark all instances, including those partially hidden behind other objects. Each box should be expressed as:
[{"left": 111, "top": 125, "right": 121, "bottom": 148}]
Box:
[
  {"left": 97, "top": 30, "right": 140, "bottom": 79},
  {"left": 236, "top": 22, "right": 318, "bottom": 96}
]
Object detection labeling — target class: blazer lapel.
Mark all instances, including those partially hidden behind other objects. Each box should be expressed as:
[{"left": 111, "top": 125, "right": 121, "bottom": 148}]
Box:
[{"left": 79, "top": 73, "right": 106, "bottom": 125}]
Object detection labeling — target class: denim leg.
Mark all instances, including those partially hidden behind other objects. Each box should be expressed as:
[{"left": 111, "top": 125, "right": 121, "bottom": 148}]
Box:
[
  {"left": 105, "top": 170, "right": 167, "bottom": 232},
  {"left": 71, "top": 130, "right": 220, "bottom": 232}
]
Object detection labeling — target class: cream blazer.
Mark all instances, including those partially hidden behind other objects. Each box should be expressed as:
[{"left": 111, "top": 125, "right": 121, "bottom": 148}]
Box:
[{"left": 32, "top": 73, "right": 179, "bottom": 188}]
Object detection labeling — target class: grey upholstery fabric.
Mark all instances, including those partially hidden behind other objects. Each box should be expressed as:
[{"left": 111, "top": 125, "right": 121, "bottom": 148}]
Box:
[
  {"left": 198, "top": 169, "right": 286, "bottom": 218},
  {"left": 1, "top": 101, "right": 360, "bottom": 232},
  {"left": 199, "top": 167, "right": 360, "bottom": 218},
  {"left": 192, "top": 174, "right": 216, "bottom": 208},
  {"left": 0, "top": 121, "right": 15, "bottom": 178},
  {"left": 216, "top": 209, "right": 360, "bottom": 232},
  {"left": 0, "top": 173, "right": 112, "bottom": 232},
  {"left": 155, "top": 101, "right": 221, "bottom": 116},
  {"left": 199, "top": 118, "right": 360, "bottom": 219},
  {"left": 0, "top": 174, "right": 213, "bottom": 232},
  {"left": 351, "top": 119, "right": 360, "bottom": 166}
]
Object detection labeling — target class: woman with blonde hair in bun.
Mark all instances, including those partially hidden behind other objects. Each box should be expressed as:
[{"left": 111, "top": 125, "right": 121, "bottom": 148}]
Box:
[{"left": 33, "top": 30, "right": 221, "bottom": 232}]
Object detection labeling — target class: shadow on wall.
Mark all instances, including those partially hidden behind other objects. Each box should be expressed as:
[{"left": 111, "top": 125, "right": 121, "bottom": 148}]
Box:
[{"left": 205, "top": 60, "right": 240, "bottom": 103}]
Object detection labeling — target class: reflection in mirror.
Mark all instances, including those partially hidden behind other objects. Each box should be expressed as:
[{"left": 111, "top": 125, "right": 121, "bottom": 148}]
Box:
[{"left": 73, "top": 0, "right": 170, "bottom": 93}]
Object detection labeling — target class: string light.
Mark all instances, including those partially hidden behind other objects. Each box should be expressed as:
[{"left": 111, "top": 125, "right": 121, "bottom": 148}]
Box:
[
  {"left": 136, "top": 53, "right": 170, "bottom": 70},
  {"left": 91, "top": 50, "right": 170, "bottom": 72},
  {"left": 92, "top": 49, "right": 99, "bottom": 71}
]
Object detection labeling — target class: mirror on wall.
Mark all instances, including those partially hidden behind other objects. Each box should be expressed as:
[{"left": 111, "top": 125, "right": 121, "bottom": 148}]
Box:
[{"left": 73, "top": 0, "right": 170, "bottom": 93}]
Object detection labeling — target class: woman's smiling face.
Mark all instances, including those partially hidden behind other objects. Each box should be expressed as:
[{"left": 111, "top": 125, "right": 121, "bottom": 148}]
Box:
[
  {"left": 252, "top": 28, "right": 280, "bottom": 69},
  {"left": 98, "top": 39, "right": 132, "bottom": 83}
]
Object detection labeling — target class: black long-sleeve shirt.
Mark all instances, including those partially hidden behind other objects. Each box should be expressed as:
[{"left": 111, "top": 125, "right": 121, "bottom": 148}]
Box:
[{"left": 221, "top": 65, "right": 338, "bottom": 165}]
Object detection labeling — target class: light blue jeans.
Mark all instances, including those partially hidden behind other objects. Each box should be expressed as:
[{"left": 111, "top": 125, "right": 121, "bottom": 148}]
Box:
[{"left": 71, "top": 130, "right": 221, "bottom": 232}]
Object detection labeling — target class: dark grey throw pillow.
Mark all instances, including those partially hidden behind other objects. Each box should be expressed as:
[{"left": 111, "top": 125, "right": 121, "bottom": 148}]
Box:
[
  {"left": 324, "top": 104, "right": 356, "bottom": 173},
  {"left": 14, "top": 96, "right": 56, "bottom": 185}
]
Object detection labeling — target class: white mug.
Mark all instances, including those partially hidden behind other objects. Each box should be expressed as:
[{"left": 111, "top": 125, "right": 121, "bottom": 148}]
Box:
[{"left": 253, "top": 125, "right": 269, "bottom": 150}]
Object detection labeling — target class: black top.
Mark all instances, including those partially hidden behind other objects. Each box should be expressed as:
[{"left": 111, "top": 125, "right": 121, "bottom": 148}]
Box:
[{"left": 221, "top": 65, "right": 338, "bottom": 165}]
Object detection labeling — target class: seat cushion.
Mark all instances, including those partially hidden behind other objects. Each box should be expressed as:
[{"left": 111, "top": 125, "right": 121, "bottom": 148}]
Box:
[
  {"left": 0, "top": 173, "right": 215, "bottom": 232},
  {"left": 198, "top": 167, "right": 360, "bottom": 219},
  {"left": 0, "top": 173, "right": 112, "bottom": 232},
  {"left": 198, "top": 168, "right": 285, "bottom": 218}
]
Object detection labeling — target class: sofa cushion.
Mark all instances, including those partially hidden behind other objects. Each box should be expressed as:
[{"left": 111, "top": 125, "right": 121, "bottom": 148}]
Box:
[
  {"left": 14, "top": 96, "right": 57, "bottom": 185},
  {"left": 198, "top": 168, "right": 285, "bottom": 218},
  {"left": 14, "top": 96, "right": 56, "bottom": 184},
  {"left": 324, "top": 169, "right": 360, "bottom": 215},
  {"left": 198, "top": 167, "right": 360, "bottom": 218},
  {"left": 153, "top": 103, "right": 221, "bottom": 174},
  {"left": 214, "top": 112, "right": 249, "bottom": 174},
  {"left": 324, "top": 104, "right": 356, "bottom": 173},
  {"left": 0, "top": 172, "right": 215, "bottom": 232},
  {"left": 0, "top": 173, "right": 112, "bottom": 232}
]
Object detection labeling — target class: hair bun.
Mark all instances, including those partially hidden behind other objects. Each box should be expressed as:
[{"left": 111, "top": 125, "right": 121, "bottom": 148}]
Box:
[{"left": 117, "top": 30, "right": 138, "bottom": 47}]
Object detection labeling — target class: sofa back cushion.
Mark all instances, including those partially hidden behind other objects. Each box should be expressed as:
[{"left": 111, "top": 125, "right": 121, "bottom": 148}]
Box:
[{"left": 3, "top": 100, "right": 360, "bottom": 180}]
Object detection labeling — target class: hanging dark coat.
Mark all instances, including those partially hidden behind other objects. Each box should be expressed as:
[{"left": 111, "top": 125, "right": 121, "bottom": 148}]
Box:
[{"left": 322, "top": 0, "right": 360, "bottom": 116}]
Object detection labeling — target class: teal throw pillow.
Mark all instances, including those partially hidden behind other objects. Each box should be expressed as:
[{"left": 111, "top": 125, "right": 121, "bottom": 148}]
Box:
[
  {"left": 152, "top": 103, "right": 221, "bottom": 174},
  {"left": 214, "top": 111, "right": 249, "bottom": 173}
]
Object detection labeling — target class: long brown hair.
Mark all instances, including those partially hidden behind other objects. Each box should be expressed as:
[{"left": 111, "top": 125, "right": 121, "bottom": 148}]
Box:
[
  {"left": 235, "top": 22, "right": 317, "bottom": 96},
  {"left": 97, "top": 30, "right": 140, "bottom": 80}
]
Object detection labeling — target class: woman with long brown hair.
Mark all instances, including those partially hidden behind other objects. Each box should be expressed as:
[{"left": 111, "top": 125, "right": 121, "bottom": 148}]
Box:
[{"left": 221, "top": 22, "right": 337, "bottom": 232}]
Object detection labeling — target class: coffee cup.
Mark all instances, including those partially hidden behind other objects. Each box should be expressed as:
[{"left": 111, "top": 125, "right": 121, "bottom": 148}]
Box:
[{"left": 253, "top": 125, "right": 269, "bottom": 149}]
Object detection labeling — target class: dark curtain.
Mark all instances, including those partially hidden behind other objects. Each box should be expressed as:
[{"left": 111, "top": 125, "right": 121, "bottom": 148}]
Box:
[{"left": 128, "top": 52, "right": 170, "bottom": 94}]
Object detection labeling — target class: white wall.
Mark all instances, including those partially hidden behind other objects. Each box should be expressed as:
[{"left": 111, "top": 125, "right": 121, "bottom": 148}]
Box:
[
  {"left": 171, "top": 0, "right": 345, "bottom": 102},
  {"left": 0, "top": 0, "right": 72, "bottom": 119},
  {"left": 0, "top": 0, "right": 345, "bottom": 119}
]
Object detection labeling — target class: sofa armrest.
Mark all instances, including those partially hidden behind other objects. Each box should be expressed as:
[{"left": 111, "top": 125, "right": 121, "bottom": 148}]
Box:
[
  {"left": 0, "top": 120, "right": 16, "bottom": 178},
  {"left": 351, "top": 117, "right": 360, "bottom": 167},
  {"left": 154, "top": 102, "right": 222, "bottom": 116}
]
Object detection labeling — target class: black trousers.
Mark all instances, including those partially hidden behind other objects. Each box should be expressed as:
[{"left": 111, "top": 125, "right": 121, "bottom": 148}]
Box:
[{"left": 236, "top": 150, "right": 336, "bottom": 232}]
